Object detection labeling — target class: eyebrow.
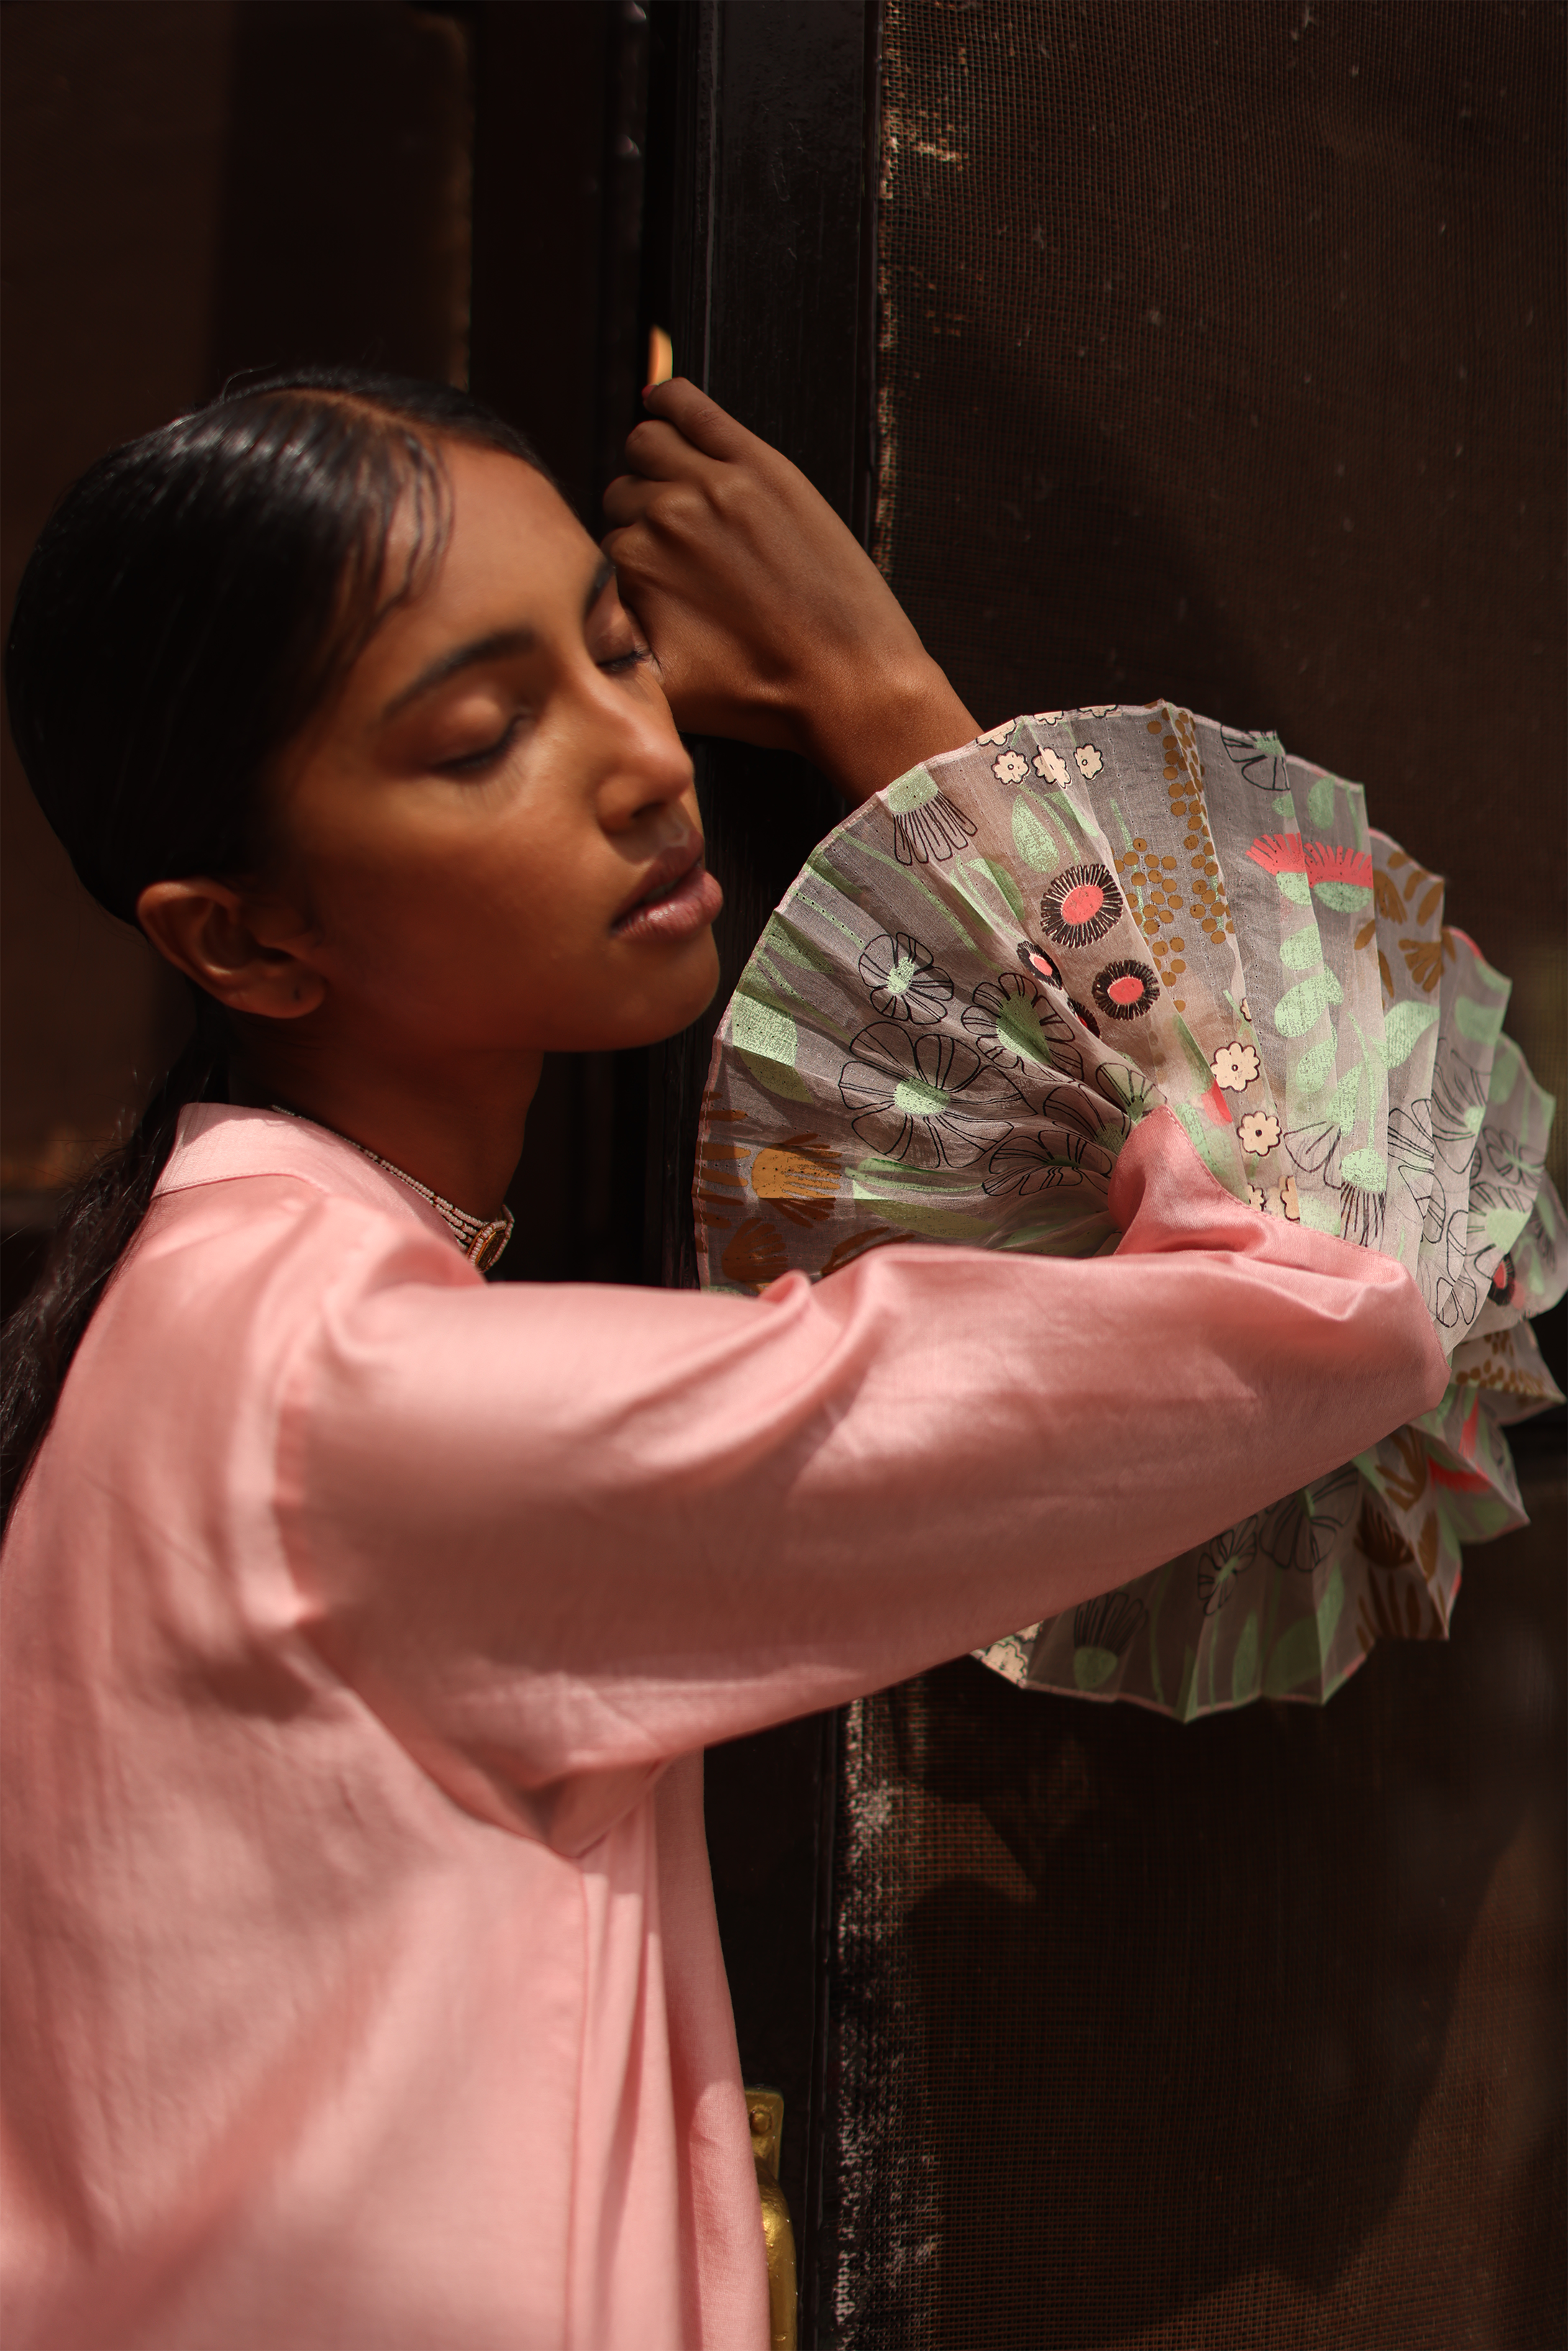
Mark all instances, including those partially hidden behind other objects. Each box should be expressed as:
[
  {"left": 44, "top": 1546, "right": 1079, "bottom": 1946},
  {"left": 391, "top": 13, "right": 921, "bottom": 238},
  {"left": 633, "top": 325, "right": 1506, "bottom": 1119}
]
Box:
[{"left": 378, "top": 557, "right": 618, "bottom": 722}]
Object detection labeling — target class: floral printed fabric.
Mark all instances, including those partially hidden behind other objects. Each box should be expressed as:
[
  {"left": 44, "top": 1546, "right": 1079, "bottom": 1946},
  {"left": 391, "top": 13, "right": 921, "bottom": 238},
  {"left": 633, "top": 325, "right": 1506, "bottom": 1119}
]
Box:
[{"left": 696, "top": 704, "right": 1566, "bottom": 1721}]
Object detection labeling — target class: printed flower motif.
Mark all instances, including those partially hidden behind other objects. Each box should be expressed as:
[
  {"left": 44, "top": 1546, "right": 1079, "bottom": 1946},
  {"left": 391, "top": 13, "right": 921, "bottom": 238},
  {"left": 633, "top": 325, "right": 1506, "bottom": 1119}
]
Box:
[
  {"left": 857, "top": 931, "right": 952, "bottom": 1024},
  {"left": 1240, "top": 997, "right": 1253, "bottom": 1022},
  {"left": 885, "top": 767, "right": 978, "bottom": 867},
  {"left": 1082, "top": 704, "right": 1118, "bottom": 718},
  {"left": 1284, "top": 1121, "right": 1343, "bottom": 1187},
  {"left": 984, "top": 1127, "right": 1113, "bottom": 1199},
  {"left": 976, "top": 723, "right": 1016, "bottom": 746},
  {"left": 1211, "top": 1040, "right": 1261, "bottom": 1093},
  {"left": 1095, "top": 1061, "right": 1161, "bottom": 1123},
  {"left": 992, "top": 750, "right": 1029, "bottom": 785},
  {"left": 1195, "top": 1518, "right": 1264, "bottom": 1615},
  {"left": 1260, "top": 1465, "right": 1361, "bottom": 1574},
  {"left": 1067, "top": 997, "right": 1101, "bottom": 1037},
  {"left": 1030, "top": 709, "right": 1065, "bottom": 724},
  {"left": 1237, "top": 1109, "right": 1282, "bottom": 1155},
  {"left": 1092, "top": 959, "right": 1159, "bottom": 1021},
  {"left": 1489, "top": 1252, "right": 1518, "bottom": 1307},
  {"left": 1272, "top": 1175, "right": 1302, "bottom": 1221},
  {"left": 1221, "top": 725, "right": 1285, "bottom": 791},
  {"left": 1072, "top": 1588, "right": 1147, "bottom": 1688},
  {"left": 1075, "top": 743, "right": 1103, "bottom": 778},
  {"left": 1015, "top": 940, "right": 1063, "bottom": 986},
  {"left": 1040, "top": 861, "right": 1123, "bottom": 947},
  {"left": 839, "top": 1024, "right": 1018, "bottom": 1170},
  {"left": 1339, "top": 1178, "right": 1386, "bottom": 1250},
  {"left": 1482, "top": 1125, "right": 1544, "bottom": 1190},
  {"left": 962, "top": 970, "right": 1085, "bottom": 1081},
  {"left": 1248, "top": 1183, "right": 1268, "bottom": 1211},
  {"left": 1034, "top": 747, "right": 1070, "bottom": 786},
  {"left": 1305, "top": 842, "right": 1375, "bottom": 891},
  {"left": 1043, "top": 1081, "right": 1125, "bottom": 1148},
  {"left": 1245, "top": 832, "right": 1309, "bottom": 876},
  {"left": 1428, "top": 1060, "right": 1490, "bottom": 1170}
]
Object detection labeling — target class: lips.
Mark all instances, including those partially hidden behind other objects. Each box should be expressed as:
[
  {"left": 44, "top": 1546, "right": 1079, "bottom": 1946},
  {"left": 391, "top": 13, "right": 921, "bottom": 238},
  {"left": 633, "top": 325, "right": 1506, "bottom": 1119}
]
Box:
[{"left": 611, "top": 842, "right": 724, "bottom": 943}]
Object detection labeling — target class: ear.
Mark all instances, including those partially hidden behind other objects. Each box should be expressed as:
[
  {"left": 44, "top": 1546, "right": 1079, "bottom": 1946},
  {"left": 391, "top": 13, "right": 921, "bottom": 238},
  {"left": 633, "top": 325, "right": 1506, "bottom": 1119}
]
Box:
[{"left": 136, "top": 879, "right": 327, "bottom": 1019}]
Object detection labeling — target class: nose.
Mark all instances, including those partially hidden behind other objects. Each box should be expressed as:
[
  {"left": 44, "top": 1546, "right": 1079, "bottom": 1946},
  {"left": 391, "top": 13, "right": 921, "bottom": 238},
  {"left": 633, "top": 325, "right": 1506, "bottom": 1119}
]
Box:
[{"left": 590, "top": 665, "right": 696, "bottom": 833}]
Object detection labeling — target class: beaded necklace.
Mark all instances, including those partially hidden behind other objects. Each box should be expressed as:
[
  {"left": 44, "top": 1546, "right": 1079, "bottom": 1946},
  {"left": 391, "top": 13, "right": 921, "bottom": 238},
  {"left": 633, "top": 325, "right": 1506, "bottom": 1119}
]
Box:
[{"left": 270, "top": 1106, "right": 514, "bottom": 1273}]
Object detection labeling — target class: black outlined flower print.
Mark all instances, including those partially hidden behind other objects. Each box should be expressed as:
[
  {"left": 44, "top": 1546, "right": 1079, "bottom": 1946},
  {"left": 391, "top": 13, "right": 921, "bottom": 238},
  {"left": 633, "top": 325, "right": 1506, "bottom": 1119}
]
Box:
[
  {"left": 1039, "top": 862, "right": 1124, "bottom": 948},
  {"left": 1092, "top": 959, "right": 1160, "bottom": 1022},
  {"left": 962, "top": 970, "right": 1084, "bottom": 1081},
  {"left": 1196, "top": 1518, "right": 1264, "bottom": 1615},
  {"left": 1482, "top": 1125, "right": 1544, "bottom": 1190},
  {"left": 1095, "top": 1061, "right": 1160, "bottom": 1124},
  {"left": 1285, "top": 1120, "right": 1344, "bottom": 1188},
  {"left": 1220, "top": 724, "right": 1285, "bottom": 791},
  {"left": 983, "top": 1128, "right": 1114, "bottom": 1199},
  {"left": 1427, "top": 1059, "right": 1490, "bottom": 1173},
  {"left": 857, "top": 932, "right": 952, "bottom": 1024},
  {"left": 839, "top": 1024, "right": 1018, "bottom": 1170},
  {"left": 885, "top": 770, "right": 977, "bottom": 866},
  {"left": 1072, "top": 1590, "right": 1148, "bottom": 1687},
  {"left": 1259, "top": 1466, "right": 1361, "bottom": 1575},
  {"left": 1043, "top": 1082, "right": 1127, "bottom": 1149},
  {"left": 1339, "top": 1178, "right": 1386, "bottom": 1250}
]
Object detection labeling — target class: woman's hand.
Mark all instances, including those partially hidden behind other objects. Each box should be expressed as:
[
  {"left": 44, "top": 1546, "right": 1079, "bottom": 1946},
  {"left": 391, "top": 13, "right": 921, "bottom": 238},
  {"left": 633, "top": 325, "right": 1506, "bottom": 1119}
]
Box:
[{"left": 601, "top": 379, "right": 977, "bottom": 804}]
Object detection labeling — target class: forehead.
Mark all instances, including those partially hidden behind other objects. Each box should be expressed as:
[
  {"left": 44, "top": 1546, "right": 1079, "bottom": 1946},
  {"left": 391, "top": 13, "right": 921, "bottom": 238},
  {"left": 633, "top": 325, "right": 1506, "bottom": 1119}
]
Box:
[{"left": 407, "top": 440, "right": 595, "bottom": 614}]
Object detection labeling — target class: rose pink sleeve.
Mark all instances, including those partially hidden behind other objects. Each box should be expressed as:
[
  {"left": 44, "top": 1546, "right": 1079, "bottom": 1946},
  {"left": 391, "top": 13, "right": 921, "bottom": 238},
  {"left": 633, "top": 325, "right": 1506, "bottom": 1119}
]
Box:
[{"left": 281, "top": 1109, "right": 1447, "bottom": 1849}]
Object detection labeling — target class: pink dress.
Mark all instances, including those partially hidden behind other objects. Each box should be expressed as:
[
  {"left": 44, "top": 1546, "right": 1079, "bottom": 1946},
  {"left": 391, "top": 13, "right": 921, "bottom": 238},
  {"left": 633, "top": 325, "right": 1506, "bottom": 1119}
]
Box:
[{"left": 0, "top": 1104, "right": 1446, "bottom": 2349}]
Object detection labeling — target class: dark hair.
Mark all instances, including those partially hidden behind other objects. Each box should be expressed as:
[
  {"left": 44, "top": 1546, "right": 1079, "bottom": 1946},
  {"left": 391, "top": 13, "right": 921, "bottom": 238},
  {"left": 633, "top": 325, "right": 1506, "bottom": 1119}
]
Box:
[{"left": 1, "top": 367, "right": 548, "bottom": 1524}]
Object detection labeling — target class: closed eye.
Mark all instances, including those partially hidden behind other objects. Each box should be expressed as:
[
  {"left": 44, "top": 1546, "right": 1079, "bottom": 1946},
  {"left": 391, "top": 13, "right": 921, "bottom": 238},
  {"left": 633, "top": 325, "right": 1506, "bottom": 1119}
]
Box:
[
  {"left": 599, "top": 643, "right": 653, "bottom": 677},
  {"left": 438, "top": 716, "right": 523, "bottom": 776}
]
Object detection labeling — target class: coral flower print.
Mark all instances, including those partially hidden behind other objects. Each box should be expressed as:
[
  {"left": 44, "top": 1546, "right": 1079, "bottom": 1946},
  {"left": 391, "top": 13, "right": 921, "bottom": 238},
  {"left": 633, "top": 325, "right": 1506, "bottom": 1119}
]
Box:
[
  {"left": 839, "top": 1024, "right": 1018, "bottom": 1170},
  {"left": 857, "top": 931, "right": 952, "bottom": 1024},
  {"left": 1092, "top": 960, "right": 1159, "bottom": 1021},
  {"left": 1015, "top": 940, "right": 1062, "bottom": 986},
  {"left": 992, "top": 750, "right": 1028, "bottom": 785},
  {"left": 1238, "top": 1110, "right": 1282, "bottom": 1155},
  {"left": 1211, "top": 1040, "right": 1261, "bottom": 1093},
  {"left": 1040, "top": 862, "right": 1123, "bottom": 947},
  {"left": 1075, "top": 742, "right": 1104, "bottom": 779},
  {"left": 1034, "top": 747, "right": 1070, "bottom": 786}
]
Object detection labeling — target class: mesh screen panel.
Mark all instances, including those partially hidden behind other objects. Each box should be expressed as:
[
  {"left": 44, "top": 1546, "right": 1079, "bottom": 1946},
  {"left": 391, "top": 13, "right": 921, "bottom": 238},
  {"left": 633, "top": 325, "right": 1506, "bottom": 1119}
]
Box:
[{"left": 825, "top": 4, "right": 1567, "bottom": 2342}]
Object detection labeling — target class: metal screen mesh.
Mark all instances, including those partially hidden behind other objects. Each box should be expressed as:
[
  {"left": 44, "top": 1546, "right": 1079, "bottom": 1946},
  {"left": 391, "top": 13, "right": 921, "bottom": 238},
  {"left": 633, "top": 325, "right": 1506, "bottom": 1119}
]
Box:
[{"left": 824, "top": 4, "right": 1566, "bottom": 2341}]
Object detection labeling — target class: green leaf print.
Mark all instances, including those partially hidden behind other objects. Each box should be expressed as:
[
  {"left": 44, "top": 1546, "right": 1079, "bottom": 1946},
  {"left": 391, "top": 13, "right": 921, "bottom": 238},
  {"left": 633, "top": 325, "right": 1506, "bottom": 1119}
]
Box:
[
  {"left": 731, "top": 993, "right": 813, "bottom": 1102},
  {"left": 1275, "top": 966, "right": 1344, "bottom": 1037},
  {"left": 1313, "top": 880, "right": 1372, "bottom": 914},
  {"left": 980, "top": 857, "right": 1029, "bottom": 925},
  {"left": 1325, "top": 1062, "right": 1362, "bottom": 1129},
  {"left": 1280, "top": 927, "right": 1323, "bottom": 970},
  {"left": 1454, "top": 993, "right": 1505, "bottom": 1051},
  {"left": 1011, "top": 796, "right": 1059, "bottom": 873},
  {"left": 1230, "top": 1610, "right": 1261, "bottom": 1707},
  {"left": 1307, "top": 772, "right": 1338, "bottom": 829},
  {"left": 1375, "top": 999, "right": 1439, "bottom": 1069},
  {"left": 1294, "top": 1032, "right": 1338, "bottom": 1093},
  {"left": 1277, "top": 871, "right": 1313, "bottom": 906},
  {"left": 1073, "top": 1645, "right": 1120, "bottom": 1692}
]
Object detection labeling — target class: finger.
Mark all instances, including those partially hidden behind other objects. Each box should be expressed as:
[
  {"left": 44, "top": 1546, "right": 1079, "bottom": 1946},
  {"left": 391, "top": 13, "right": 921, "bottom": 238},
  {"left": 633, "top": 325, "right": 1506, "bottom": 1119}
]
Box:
[
  {"left": 601, "top": 470, "right": 660, "bottom": 528},
  {"left": 614, "top": 418, "right": 707, "bottom": 489},
  {"left": 639, "top": 376, "right": 760, "bottom": 465}
]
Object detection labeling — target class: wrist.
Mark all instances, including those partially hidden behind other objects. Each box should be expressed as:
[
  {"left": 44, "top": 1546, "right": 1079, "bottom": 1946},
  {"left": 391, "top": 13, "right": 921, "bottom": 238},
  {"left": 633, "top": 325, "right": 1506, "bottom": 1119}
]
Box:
[{"left": 797, "top": 654, "right": 978, "bottom": 806}]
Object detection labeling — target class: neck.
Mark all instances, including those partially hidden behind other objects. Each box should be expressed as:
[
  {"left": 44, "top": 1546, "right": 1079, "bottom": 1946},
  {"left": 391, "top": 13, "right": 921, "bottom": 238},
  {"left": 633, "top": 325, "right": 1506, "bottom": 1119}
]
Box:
[{"left": 229, "top": 1025, "right": 543, "bottom": 1219}]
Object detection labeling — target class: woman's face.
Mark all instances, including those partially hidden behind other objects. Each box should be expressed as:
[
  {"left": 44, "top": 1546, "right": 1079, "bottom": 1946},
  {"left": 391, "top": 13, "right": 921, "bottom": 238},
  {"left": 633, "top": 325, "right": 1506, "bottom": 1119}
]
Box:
[{"left": 263, "top": 440, "right": 721, "bottom": 1064}]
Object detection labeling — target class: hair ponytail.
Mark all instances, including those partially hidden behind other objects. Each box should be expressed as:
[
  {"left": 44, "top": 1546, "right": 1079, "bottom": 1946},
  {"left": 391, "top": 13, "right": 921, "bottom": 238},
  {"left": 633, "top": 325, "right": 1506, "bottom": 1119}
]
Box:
[
  {"left": 1, "top": 992, "right": 228, "bottom": 1518},
  {"left": 2, "top": 367, "right": 546, "bottom": 1529}
]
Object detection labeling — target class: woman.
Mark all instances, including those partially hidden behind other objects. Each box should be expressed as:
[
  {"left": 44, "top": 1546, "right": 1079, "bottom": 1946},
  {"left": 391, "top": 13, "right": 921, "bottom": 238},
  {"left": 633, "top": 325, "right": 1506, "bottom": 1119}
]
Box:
[{"left": 0, "top": 369, "right": 1445, "bottom": 2349}]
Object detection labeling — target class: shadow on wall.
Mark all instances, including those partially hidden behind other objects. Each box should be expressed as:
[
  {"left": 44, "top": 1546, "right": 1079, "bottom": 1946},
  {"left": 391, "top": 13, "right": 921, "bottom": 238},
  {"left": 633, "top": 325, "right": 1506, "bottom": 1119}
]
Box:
[{"left": 833, "top": 1477, "right": 1564, "bottom": 2347}]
